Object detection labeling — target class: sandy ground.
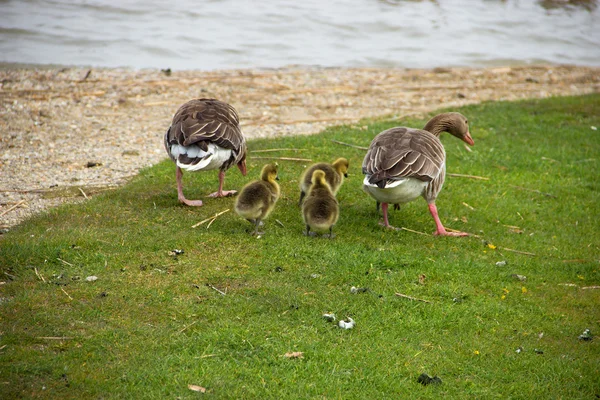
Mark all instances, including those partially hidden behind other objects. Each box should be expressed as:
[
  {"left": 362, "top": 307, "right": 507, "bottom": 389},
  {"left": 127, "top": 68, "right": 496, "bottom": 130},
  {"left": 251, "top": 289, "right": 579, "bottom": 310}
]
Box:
[{"left": 1, "top": 64, "right": 599, "bottom": 230}]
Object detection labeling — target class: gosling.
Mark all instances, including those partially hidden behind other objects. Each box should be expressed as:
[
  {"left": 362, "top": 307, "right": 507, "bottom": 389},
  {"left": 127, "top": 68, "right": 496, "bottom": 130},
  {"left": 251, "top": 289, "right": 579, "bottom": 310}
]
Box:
[
  {"left": 299, "top": 157, "right": 349, "bottom": 205},
  {"left": 302, "top": 169, "right": 339, "bottom": 238},
  {"left": 235, "top": 163, "right": 280, "bottom": 235}
]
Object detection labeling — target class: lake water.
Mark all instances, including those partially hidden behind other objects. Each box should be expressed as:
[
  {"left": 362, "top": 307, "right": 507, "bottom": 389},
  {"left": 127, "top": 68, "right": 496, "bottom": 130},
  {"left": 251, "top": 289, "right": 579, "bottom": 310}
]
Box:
[{"left": 1, "top": 0, "right": 599, "bottom": 71}]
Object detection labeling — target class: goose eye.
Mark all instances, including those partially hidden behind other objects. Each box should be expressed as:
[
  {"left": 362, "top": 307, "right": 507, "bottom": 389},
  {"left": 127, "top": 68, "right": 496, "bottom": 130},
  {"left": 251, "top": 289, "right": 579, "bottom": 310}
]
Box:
[{"left": 465, "top": 119, "right": 468, "bottom": 124}]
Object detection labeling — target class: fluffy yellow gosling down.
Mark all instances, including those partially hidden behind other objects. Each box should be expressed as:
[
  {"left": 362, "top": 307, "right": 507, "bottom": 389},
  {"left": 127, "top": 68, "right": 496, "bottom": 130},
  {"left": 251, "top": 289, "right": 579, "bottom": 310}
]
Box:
[
  {"left": 235, "top": 163, "right": 280, "bottom": 235},
  {"left": 298, "top": 157, "right": 349, "bottom": 206},
  {"left": 302, "top": 169, "right": 339, "bottom": 238}
]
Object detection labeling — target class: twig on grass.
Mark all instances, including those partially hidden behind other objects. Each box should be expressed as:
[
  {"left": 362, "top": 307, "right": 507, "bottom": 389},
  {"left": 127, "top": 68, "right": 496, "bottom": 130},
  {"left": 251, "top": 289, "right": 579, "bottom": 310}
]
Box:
[
  {"left": 177, "top": 320, "right": 198, "bottom": 334},
  {"left": 330, "top": 140, "right": 369, "bottom": 150},
  {"left": 206, "top": 214, "right": 222, "bottom": 229},
  {"left": 276, "top": 219, "right": 285, "bottom": 228},
  {"left": 4, "top": 272, "right": 16, "bottom": 280},
  {"left": 395, "top": 293, "right": 432, "bottom": 304},
  {"left": 400, "top": 227, "right": 430, "bottom": 236},
  {"left": 34, "top": 268, "right": 46, "bottom": 283},
  {"left": 60, "top": 287, "right": 73, "bottom": 301},
  {"left": 78, "top": 187, "right": 89, "bottom": 199},
  {"left": 0, "top": 200, "right": 26, "bottom": 217},
  {"left": 498, "top": 247, "right": 536, "bottom": 256},
  {"left": 36, "top": 337, "right": 74, "bottom": 340},
  {"left": 582, "top": 286, "right": 600, "bottom": 290},
  {"left": 462, "top": 202, "right": 475, "bottom": 210},
  {"left": 57, "top": 258, "right": 74, "bottom": 267},
  {"left": 510, "top": 185, "right": 556, "bottom": 198},
  {"left": 447, "top": 173, "right": 489, "bottom": 180},
  {"left": 207, "top": 284, "right": 226, "bottom": 296},
  {"left": 249, "top": 156, "right": 312, "bottom": 162},
  {"left": 503, "top": 224, "right": 521, "bottom": 229},
  {"left": 192, "top": 209, "right": 230, "bottom": 228}
]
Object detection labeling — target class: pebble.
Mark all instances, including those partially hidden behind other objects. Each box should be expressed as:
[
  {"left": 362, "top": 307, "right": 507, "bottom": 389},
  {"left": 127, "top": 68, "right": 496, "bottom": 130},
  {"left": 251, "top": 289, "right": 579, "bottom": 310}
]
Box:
[
  {"left": 338, "top": 317, "right": 355, "bottom": 329},
  {"left": 322, "top": 313, "right": 336, "bottom": 322},
  {"left": 578, "top": 328, "right": 593, "bottom": 341}
]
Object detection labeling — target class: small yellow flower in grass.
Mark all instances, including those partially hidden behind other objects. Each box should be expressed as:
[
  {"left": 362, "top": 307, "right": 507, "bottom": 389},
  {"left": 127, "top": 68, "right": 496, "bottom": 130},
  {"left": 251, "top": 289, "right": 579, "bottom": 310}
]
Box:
[
  {"left": 577, "top": 275, "right": 585, "bottom": 280},
  {"left": 522, "top": 287, "right": 528, "bottom": 294},
  {"left": 501, "top": 295, "right": 506, "bottom": 300},
  {"left": 487, "top": 243, "right": 497, "bottom": 250},
  {"left": 474, "top": 350, "right": 480, "bottom": 355}
]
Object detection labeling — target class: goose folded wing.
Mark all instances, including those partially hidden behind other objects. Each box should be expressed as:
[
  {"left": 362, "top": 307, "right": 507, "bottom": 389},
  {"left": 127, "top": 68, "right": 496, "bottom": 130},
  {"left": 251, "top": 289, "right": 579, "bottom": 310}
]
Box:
[
  {"left": 364, "top": 129, "right": 445, "bottom": 185},
  {"left": 168, "top": 100, "right": 244, "bottom": 151}
]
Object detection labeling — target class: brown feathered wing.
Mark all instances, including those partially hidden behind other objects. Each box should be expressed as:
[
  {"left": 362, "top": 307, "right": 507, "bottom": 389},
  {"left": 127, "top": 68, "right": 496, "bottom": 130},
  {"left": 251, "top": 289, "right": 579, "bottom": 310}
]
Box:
[
  {"left": 164, "top": 98, "right": 247, "bottom": 170},
  {"left": 362, "top": 127, "right": 446, "bottom": 191}
]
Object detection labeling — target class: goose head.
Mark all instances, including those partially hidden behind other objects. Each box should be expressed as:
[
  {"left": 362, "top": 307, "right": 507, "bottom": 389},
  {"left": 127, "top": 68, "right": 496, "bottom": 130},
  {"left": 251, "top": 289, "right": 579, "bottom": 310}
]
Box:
[{"left": 423, "top": 112, "right": 474, "bottom": 146}]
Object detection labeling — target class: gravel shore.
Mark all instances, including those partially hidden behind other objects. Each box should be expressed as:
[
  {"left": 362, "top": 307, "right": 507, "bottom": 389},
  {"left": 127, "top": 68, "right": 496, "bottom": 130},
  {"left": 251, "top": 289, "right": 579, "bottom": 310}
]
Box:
[{"left": 1, "top": 64, "right": 599, "bottom": 230}]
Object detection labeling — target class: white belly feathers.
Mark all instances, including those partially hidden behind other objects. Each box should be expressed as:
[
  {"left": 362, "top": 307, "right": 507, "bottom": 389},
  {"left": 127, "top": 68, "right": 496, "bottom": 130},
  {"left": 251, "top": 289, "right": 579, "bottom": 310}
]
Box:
[
  {"left": 362, "top": 176, "right": 427, "bottom": 204},
  {"left": 170, "top": 143, "right": 233, "bottom": 172}
]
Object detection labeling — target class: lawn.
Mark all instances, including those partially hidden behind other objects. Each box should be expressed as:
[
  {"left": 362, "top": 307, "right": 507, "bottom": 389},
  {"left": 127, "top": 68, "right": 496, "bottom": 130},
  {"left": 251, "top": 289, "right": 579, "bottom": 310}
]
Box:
[{"left": 1, "top": 94, "right": 599, "bottom": 399}]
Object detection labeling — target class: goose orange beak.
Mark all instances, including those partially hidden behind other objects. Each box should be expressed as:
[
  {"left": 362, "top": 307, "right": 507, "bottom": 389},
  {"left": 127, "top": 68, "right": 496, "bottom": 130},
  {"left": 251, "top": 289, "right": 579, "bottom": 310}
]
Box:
[
  {"left": 463, "top": 131, "right": 474, "bottom": 146},
  {"left": 238, "top": 160, "right": 247, "bottom": 176}
]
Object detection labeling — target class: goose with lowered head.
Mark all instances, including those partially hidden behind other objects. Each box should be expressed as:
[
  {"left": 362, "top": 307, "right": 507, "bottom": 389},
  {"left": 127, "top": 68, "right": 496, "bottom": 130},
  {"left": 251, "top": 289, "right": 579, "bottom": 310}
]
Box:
[
  {"left": 164, "top": 98, "right": 247, "bottom": 206},
  {"left": 362, "top": 112, "right": 474, "bottom": 236}
]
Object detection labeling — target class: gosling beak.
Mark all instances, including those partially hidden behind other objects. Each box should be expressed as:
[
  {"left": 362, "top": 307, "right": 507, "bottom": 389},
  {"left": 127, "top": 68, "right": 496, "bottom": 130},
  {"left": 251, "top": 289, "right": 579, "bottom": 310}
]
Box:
[{"left": 462, "top": 130, "right": 474, "bottom": 146}]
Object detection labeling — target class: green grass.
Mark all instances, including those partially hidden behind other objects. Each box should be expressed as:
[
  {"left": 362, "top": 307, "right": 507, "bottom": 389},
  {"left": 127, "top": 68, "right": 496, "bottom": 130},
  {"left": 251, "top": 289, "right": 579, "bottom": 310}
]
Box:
[{"left": 1, "top": 94, "right": 599, "bottom": 399}]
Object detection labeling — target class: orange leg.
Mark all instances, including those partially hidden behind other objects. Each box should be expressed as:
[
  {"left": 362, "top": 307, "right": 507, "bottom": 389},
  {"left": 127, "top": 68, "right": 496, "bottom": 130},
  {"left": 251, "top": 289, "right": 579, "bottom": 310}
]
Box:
[
  {"left": 428, "top": 203, "right": 468, "bottom": 237},
  {"left": 377, "top": 202, "right": 398, "bottom": 229},
  {"left": 176, "top": 167, "right": 203, "bottom": 207},
  {"left": 208, "top": 170, "right": 237, "bottom": 198}
]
